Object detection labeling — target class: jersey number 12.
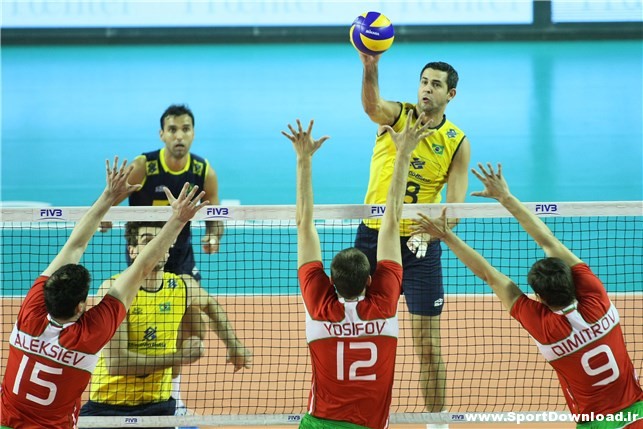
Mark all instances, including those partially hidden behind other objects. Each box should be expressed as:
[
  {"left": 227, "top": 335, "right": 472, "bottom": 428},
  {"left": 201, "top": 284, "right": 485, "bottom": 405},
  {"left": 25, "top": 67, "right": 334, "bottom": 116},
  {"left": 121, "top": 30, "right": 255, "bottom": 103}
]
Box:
[{"left": 337, "top": 341, "right": 377, "bottom": 381}]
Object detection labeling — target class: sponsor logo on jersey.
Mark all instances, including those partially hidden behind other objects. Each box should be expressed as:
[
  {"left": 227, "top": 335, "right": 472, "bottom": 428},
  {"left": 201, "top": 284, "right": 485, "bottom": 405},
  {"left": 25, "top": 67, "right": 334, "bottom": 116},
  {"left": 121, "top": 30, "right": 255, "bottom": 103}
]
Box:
[
  {"left": 131, "top": 306, "right": 143, "bottom": 315},
  {"left": 446, "top": 128, "right": 458, "bottom": 138},
  {"left": 146, "top": 160, "right": 159, "bottom": 175},
  {"left": 408, "top": 170, "right": 431, "bottom": 183},
  {"left": 410, "top": 157, "right": 425, "bottom": 169},
  {"left": 193, "top": 161, "right": 205, "bottom": 176},
  {"left": 159, "top": 302, "right": 171, "bottom": 312},
  {"left": 143, "top": 327, "right": 157, "bottom": 341}
]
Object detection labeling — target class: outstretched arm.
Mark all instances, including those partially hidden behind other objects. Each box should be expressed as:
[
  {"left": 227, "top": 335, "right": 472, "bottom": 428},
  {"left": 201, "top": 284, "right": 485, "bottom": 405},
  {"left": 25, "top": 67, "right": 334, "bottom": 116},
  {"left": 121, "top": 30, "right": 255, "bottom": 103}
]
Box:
[
  {"left": 413, "top": 208, "right": 522, "bottom": 311},
  {"left": 43, "top": 158, "right": 141, "bottom": 277},
  {"left": 471, "top": 163, "right": 581, "bottom": 267},
  {"left": 183, "top": 276, "right": 252, "bottom": 372},
  {"left": 377, "top": 111, "right": 434, "bottom": 264},
  {"left": 359, "top": 53, "right": 401, "bottom": 126},
  {"left": 282, "top": 119, "right": 330, "bottom": 268},
  {"left": 106, "top": 183, "right": 209, "bottom": 309}
]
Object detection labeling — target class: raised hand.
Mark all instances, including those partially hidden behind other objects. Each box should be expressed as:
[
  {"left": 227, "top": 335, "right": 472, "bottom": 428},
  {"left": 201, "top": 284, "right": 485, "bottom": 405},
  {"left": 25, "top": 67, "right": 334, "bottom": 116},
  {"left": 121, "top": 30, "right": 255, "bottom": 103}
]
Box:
[
  {"left": 381, "top": 110, "right": 434, "bottom": 157},
  {"left": 412, "top": 207, "right": 449, "bottom": 241},
  {"left": 104, "top": 157, "right": 142, "bottom": 203},
  {"left": 470, "top": 163, "right": 511, "bottom": 201},
  {"left": 281, "top": 119, "right": 330, "bottom": 158},
  {"left": 163, "top": 183, "right": 209, "bottom": 223}
]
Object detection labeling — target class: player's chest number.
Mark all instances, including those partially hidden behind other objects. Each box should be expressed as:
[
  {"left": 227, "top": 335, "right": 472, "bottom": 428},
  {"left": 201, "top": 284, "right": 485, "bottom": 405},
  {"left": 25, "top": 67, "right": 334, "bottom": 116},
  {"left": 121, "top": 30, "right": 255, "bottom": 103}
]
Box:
[
  {"left": 405, "top": 181, "right": 421, "bottom": 203},
  {"left": 336, "top": 341, "right": 377, "bottom": 381},
  {"left": 13, "top": 355, "right": 62, "bottom": 406}
]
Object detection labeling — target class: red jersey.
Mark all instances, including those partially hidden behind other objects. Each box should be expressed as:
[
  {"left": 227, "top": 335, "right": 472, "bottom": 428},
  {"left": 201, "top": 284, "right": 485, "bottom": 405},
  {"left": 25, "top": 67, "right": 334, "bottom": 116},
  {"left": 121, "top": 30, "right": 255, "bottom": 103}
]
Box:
[
  {"left": 1, "top": 276, "right": 126, "bottom": 429},
  {"left": 298, "top": 260, "right": 402, "bottom": 429},
  {"left": 511, "top": 264, "right": 643, "bottom": 415}
]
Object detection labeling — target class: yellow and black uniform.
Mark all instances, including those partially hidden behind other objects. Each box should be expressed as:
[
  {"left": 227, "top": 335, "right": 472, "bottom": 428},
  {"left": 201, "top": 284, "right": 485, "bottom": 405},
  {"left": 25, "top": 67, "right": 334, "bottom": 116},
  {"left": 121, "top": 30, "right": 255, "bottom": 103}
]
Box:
[
  {"left": 128, "top": 148, "right": 209, "bottom": 280},
  {"left": 355, "top": 102, "right": 466, "bottom": 316},
  {"left": 363, "top": 102, "right": 465, "bottom": 236},
  {"left": 80, "top": 273, "right": 187, "bottom": 423}
]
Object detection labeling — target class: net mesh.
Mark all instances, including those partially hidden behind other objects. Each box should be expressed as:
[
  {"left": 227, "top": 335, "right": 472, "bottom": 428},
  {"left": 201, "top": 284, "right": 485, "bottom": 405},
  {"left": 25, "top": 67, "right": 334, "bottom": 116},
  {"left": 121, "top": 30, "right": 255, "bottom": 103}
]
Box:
[{"left": 1, "top": 202, "right": 641, "bottom": 427}]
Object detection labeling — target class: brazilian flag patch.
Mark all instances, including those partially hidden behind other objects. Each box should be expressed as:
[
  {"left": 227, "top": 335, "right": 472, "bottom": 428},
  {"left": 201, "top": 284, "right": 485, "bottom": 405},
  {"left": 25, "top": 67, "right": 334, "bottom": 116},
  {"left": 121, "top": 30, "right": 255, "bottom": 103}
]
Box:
[{"left": 431, "top": 144, "right": 445, "bottom": 155}]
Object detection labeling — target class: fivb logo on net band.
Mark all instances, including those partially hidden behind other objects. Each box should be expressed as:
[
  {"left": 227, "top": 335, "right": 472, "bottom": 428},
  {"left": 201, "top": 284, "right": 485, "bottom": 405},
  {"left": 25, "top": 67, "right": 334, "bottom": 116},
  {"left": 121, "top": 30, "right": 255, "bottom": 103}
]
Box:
[
  {"left": 369, "top": 205, "right": 386, "bottom": 218},
  {"left": 204, "top": 206, "right": 231, "bottom": 219},
  {"left": 35, "top": 208, "right": 66, "bottom": 221},
  {"left": 535, "top": 203, "right": 559, "bottom": 216}
]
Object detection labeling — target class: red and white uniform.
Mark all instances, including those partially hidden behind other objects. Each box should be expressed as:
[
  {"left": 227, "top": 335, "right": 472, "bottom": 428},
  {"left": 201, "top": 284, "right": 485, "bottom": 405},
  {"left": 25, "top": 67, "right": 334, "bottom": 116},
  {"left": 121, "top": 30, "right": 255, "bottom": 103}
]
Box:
[
  {"left": 1, "top": 276, "right": 126, "bottom": 429},
  {"left": 299, "top": 260, "right": 402, "bottom": 429},
  {"left": 511, "top": 264, "right": 643, "bottom": 415}
]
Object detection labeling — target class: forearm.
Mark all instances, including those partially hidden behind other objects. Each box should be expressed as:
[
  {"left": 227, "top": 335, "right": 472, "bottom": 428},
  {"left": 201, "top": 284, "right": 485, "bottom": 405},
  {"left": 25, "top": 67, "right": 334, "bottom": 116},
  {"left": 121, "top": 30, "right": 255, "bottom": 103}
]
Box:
[
  {"left": 133, "top": 217, "right": 185, "bottom": 273},
  {"left": 107, "top": 351, "right": 181, "bottom": 376},
  {"left": 205, "top": 300, "right": 240, "bottom": 348},
  {"left": 296, "top": 157, "right": 314, "bottom": 227},
  {"left": 441, "top": 231, "right": 498, "bottom": 285},
  {"left": 386, "top": 154, "right": 412, "bottom": 223},
  {"left": 205, "top": 220, "right": 224, "bottom": 239},
  {"left": 66, "top": 191, "right": 115, "bottom": 250},
  {"left": 499, "top": 194, "right": 557, "bottom": 249},
  {"left": 361, "top": 62, "right": 381, "bottom": 114}
]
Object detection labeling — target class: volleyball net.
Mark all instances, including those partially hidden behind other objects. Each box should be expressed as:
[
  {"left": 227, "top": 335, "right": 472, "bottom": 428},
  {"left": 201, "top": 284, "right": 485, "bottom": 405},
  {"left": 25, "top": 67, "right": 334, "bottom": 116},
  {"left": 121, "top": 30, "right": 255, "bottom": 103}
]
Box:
[{"left": 1, "top": 202, "right": 641, "bottom": 427}]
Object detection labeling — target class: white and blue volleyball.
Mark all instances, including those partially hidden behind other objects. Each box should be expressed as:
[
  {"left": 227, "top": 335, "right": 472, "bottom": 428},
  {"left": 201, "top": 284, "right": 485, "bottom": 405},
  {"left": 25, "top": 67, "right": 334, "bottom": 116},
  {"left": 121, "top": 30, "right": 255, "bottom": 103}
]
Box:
[{"left": 350, "top": 12, "right": 395, "bottom": 56}]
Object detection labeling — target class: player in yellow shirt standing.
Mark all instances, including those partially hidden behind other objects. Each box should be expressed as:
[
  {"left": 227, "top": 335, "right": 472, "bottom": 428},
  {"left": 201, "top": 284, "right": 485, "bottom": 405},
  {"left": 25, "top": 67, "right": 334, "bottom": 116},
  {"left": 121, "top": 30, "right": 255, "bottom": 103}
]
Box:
[{"left": 354, "top": 53, "right": 471, "bottom": 421}]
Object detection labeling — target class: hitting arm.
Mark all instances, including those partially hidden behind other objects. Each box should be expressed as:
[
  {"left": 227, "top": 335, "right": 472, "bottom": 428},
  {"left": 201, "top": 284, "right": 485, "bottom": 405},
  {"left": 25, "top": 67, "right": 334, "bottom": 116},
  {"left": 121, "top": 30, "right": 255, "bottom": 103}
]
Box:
[{"left": 359, "top": 53, "right": 402, "bottom": 126}]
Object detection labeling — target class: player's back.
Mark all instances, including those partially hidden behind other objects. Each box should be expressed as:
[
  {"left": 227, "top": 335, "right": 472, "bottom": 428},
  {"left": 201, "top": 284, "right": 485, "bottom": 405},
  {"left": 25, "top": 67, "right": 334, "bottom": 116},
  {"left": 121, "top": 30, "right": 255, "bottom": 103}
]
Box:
[
  {"left": 299, "top": 260, "right": 402, "bottom": 429},
  {"left": 511, "top": 264, "right": 643, "bottom": 416},
  {"left": 1, "top": 276, "right": 125, "bottom": 428}
]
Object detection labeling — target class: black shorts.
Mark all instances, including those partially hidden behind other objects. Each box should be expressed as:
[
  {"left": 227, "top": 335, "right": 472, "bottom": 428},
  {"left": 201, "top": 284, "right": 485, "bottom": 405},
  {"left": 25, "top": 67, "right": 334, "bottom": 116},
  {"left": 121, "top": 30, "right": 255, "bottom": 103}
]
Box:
[
  {"left": 354, "top": 222, "right": 444, "bottom": 316},
  {"left": 80, "top": 398, "right": 176, "bottom": 429}
]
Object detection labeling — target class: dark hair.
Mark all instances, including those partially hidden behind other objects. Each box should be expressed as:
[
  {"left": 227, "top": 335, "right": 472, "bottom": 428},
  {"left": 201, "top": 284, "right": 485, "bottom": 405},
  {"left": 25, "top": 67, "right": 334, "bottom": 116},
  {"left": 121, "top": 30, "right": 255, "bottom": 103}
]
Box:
[
  {"left": 527, "top": 257, "right": 576, "bottom": 308},
  {"left": 330, "top": 248, "right": 371, "bottom": 300},
  {"left": 125, "top": 221, "right": 165, "bottom": 246},
  {"left": 420, "top": 62, "right": 459, "bottom": 90},
  {"left": 160, "top": 104, "right": 195, "bottom": 129},
  {"left": 44, "top": 264, "right": 91, "bottom": 319}
]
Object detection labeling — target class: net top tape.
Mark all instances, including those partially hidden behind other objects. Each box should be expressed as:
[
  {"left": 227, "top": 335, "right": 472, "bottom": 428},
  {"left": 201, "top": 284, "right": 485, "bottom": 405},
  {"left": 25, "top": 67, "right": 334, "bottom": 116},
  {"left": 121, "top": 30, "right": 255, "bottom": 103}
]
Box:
[{"left": 1, "top": 201, "right": 641, "bottom": 223}]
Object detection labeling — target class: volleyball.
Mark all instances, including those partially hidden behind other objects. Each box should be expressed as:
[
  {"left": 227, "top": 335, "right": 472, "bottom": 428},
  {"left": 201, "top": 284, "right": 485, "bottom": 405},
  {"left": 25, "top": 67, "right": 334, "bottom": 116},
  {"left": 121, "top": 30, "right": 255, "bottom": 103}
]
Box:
[{"left": 350, "top": 12, "right": 395, "bottom": 56}]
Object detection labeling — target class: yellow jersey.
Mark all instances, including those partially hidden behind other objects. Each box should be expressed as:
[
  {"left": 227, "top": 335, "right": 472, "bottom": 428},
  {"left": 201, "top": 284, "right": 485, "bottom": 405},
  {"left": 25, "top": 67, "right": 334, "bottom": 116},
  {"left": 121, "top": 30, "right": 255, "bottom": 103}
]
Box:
[
  {"left": 89, "top": 273, "right": 187, "bottom": 405},
  {"left": 363, "top": 103, "right": 466, "bottom": 236}
]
